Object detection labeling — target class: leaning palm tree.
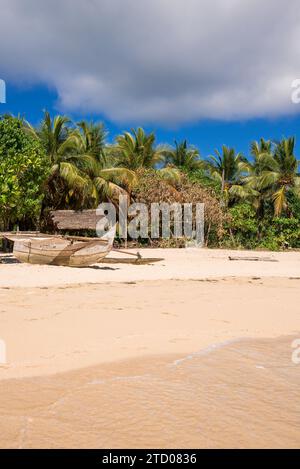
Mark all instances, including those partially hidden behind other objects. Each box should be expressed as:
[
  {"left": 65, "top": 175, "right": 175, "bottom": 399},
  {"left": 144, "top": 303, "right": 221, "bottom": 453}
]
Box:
[
  {"left": 165, "top": 140, "right": 202, "bottom": 171},
  {"left": 25, "top": 113, "right": 136, "bottom": 208},
  {"left": 25, "top": 112, "right": 95, "bottom": 208}
]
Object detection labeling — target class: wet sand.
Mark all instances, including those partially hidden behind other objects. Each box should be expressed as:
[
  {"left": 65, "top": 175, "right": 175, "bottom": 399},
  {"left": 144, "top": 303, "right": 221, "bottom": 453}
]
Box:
[{"left": 0, "top": 335, "right": 299, "bottom": 449}]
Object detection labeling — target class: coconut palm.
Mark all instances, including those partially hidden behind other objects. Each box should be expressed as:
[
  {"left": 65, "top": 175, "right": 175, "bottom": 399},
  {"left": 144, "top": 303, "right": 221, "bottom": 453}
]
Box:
[
  {"left": 165, "top": 140, "right": 202, "bottom": 171},
  {"left": 262, "top": 137, "right": 300, "bottom": 216},
  {"left": 71, "top": 121, "right": 107, "bottom": 161},
  {"left": 206, "top": 145, "right": 249, "bottom": 206},
  {"left": 239, "top": 137, "right": 300, "bottom": 216},
  {"left": 25, "top": 112, "right": 96, "bottom": 208},
  {"left": 25, "top": 113, "right": 134, "bottom": 208},
  {"left": 112, "top": 127, "right": 180, "bottom": 185},
  {"left": 250, "top": 138, "right": 272, "bottom": 157},
  {"left": 207, "top": 146, "right": 245, "bottom": 190},
  {"left": 233, "top": 138, "right": 274, "bottom": 214},
  {"left": 70, "top": 121, "right": 136, "bottom": 203},
  {"left": 113, "top": 127, "right": 168, "bottom": 169},
  {"left": 241, "top": 139, "right": 274, "bottom": 178}
]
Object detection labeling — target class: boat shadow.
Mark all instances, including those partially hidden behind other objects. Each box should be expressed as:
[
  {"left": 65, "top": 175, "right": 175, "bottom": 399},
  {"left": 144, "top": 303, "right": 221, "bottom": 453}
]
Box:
[
  {"left": 80, "top": 265, "right": 119, "bottom": 270},
  {"left": 100, "top": 257, "right": 164, "bottom": 265},
  {"left": 0, "top": 254, "right": 20, "bottom": 264}
]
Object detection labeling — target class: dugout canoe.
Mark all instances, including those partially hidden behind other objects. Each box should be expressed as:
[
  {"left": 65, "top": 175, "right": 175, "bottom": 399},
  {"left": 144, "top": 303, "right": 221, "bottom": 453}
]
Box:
[{"left": 2, "top": 227, "right": 116, "bottom": 267}]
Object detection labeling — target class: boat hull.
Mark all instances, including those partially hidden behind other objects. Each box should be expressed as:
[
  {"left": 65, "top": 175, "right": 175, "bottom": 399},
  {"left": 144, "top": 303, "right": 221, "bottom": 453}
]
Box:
[
  {"left": 13, "top": 239, "right": 111, "bottom": 267},
  {"left": 11, "top": 231, "right": 115, "bottom": 267}
]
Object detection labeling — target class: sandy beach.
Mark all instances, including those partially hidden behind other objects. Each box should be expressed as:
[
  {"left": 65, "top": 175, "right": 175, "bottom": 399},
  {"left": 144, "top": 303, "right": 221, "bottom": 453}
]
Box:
[
  {"left": 1, "top": 247, "right": 300, "bottom": 288},
  {"left": 0, "top": 248, "right": 300, "bottom": 448}
]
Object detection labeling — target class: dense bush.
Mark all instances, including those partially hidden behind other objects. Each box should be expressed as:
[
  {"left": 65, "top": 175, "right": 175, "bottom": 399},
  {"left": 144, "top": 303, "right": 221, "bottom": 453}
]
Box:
[
  {"left": 0, "top": 116, "right": 49, "bottom": 230},
  {"left": 222, "top": 203, "right": 300, "bottom": 250}
]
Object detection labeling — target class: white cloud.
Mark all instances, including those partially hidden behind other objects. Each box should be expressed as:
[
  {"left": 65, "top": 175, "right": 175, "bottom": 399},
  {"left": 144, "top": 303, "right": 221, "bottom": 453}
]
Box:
[{"left": 0, "top": 0, "right": 300, "bottom": 125}]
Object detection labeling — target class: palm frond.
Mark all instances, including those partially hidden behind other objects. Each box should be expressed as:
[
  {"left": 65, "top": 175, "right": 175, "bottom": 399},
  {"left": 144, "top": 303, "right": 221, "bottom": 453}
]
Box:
[{"left": 272, "top": 186, "right": 287, "bottom": 216}]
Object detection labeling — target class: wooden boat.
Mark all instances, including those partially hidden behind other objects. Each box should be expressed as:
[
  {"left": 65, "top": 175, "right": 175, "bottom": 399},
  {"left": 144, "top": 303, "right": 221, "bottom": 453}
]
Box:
[{"left": 1, "top": 227, "right": 116, "bottom": 267}]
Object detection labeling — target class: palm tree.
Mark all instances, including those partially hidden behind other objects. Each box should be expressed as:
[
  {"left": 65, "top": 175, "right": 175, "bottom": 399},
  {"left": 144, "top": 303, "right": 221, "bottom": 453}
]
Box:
[
  {"left": 236, "top": 138, "right": 274, "bottom": 215},
  {"left": 242, "top": 139, "right": 274, "bottom": 178},
  {"left": 165, "top": 140, "right": 202, "bottom": 171},
  {"left": 73, "top": 120, "right": 107, "bottom": 160},
  {"left": 238, "top": 137, "right": 300, "bottom": 216},
  {"left": 25, "top": 113, "right": 135, "bottom": 208},
  {"left": 25, "top": 111, "right": 71, "bottom": 161},
  {"left": 208, "top": 146, "right": 245, "bottom": 191},
  {"left": 112, "top": 127, "right": 180, "bottom": 185},
  {"left": 70, "top": 121, "right": 136, "bottom": 203},
  {"left": 262, "top": 137, "right": 300, "bottom": 216},
  {"left": 25, "top": 112, "right": 95, "bottom": 208},
  {"left": 206, "top": 145, "right": 246, "bottom": 205},
  {"left": 113, "top": 127, "right": 167, "bottom": 169},
  {"left": 250, "top": 138, "right": 272, "bottom": 158}
]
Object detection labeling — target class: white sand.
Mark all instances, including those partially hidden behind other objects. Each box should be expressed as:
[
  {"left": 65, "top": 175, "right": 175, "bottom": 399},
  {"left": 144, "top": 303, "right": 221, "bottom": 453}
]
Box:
[
  {"left": 0, "top": 247, "right": 299, "bottom": 380},
  {"left": 0, "top": 248, "right": 300, "bottom": 288}
]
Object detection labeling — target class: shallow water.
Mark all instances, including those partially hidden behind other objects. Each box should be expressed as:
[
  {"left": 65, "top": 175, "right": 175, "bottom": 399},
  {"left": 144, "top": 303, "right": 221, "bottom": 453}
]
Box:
[{"left": 0, "top": 335, "right": 299, "bottom": 448}]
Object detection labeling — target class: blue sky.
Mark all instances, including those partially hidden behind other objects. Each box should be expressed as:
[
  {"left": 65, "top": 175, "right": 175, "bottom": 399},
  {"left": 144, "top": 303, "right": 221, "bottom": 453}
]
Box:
[
  {"left": 1, "top": 0, "right": 300, "bottom": 159},
  {"left": 2, "top": 83, "right": 300, "bottom": 159}
]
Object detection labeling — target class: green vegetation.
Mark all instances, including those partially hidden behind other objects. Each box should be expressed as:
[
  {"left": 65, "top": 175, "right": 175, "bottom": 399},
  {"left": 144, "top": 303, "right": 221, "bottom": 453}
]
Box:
[
  {"left": 0, "top": 116, "right": 49, "bottom": 230},
  {"left": 0, "top": 112, "right": 299, "bottom": 250}
]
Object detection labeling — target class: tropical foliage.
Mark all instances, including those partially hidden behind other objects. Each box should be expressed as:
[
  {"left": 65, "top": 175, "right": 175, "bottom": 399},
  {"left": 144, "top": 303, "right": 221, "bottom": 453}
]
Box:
[
  {"left": 0, "top": 116, "right": 49, "bottom": 230},
  {"left": 1, "top": 112, "right": 300, "bottom": 249},
  {"left": 165, "top": 140, "right": 202, "bottom": 171},
  {"left": 239, "top": 137, "right": 300, "bottom": 217},
  {"left": 25, "top": 112, "right": 136, "bottom": 209}
]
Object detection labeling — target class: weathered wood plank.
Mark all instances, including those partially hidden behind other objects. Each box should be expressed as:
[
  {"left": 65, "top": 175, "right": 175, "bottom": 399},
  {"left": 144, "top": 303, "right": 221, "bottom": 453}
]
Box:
[
  {"left": 50, "top": 210, "right": 104, "bottom": 230},
  {"left": 228, "top": 256, "right": 278, "bottom": 262}
]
